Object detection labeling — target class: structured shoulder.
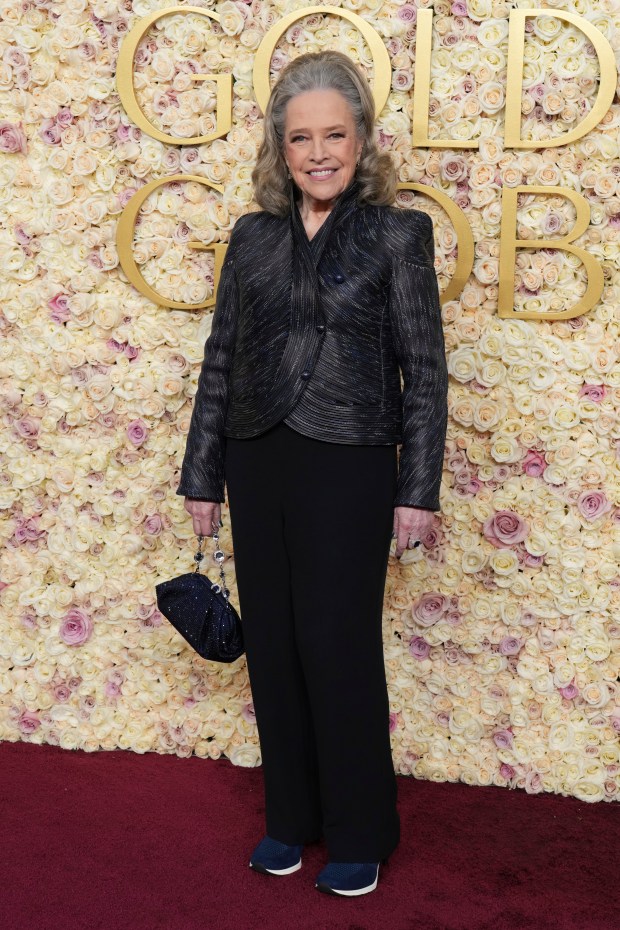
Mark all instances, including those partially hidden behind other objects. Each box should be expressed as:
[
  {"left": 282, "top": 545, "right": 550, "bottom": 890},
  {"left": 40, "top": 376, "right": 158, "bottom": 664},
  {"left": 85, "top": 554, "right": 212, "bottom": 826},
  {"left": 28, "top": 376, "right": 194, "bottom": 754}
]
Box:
[
  {"left": 228, "top": 209, "right": 260, "bottom": 242},
  {"left": 220, "top": 210, "right": 274, "bottom": 266},
  {"left": 226, "top": 208, "right": 285, "bottom": 256},
  {"left": 373, "top": 205, "right": 434, "bottom": 266},
  {"left": 232, "top": 208, "right": 284, "bottom": 236}
]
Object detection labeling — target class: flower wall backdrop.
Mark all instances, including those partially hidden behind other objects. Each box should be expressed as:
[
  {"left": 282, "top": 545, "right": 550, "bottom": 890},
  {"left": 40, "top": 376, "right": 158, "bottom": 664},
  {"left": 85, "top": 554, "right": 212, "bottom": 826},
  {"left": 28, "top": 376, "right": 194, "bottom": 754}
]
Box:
[{"left": 0, "top": 0, "right": 619, "bottom": 803}]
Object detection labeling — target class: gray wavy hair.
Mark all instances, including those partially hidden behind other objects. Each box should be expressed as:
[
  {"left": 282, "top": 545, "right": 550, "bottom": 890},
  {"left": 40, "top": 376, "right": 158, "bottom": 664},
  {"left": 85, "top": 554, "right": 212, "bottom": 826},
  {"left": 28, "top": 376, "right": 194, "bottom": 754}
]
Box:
[{"left": 251, "top": 50, "right": 396, "bottom": 216}]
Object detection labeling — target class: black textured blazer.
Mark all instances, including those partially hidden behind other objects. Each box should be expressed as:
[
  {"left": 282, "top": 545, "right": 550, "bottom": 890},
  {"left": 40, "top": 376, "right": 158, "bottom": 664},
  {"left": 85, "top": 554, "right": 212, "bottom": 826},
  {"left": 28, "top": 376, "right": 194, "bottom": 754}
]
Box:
[{"left": 176, "top": 178, "right": 449, "bottom": 511}]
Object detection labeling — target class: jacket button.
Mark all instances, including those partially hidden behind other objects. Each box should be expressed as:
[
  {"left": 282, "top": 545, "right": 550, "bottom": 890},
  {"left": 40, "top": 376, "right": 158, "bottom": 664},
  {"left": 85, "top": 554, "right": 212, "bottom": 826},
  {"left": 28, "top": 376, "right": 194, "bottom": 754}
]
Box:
[
  {"left": 301, "top": 370, "right": 311, "bottom": 380},
  {"left": 316, "top": 324, "right": 325, "bottom": 334},
  {"left": 333, "top": 273, "right": 345, "bottom": 283}
]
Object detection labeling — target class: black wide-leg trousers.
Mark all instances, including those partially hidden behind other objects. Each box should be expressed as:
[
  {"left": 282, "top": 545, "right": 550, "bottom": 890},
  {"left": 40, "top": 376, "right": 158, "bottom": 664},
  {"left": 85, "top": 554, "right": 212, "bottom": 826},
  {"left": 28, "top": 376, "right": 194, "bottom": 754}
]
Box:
[{"left": 224, "top": 421, "right": 400, "bottom": 862}]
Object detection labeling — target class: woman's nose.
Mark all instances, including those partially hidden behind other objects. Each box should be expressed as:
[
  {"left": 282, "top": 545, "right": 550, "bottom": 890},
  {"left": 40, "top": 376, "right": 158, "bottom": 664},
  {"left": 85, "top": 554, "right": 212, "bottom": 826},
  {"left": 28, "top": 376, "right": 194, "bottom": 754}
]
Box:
[{"left": 309, "top": 138, "right": 327, "bottom": 161}]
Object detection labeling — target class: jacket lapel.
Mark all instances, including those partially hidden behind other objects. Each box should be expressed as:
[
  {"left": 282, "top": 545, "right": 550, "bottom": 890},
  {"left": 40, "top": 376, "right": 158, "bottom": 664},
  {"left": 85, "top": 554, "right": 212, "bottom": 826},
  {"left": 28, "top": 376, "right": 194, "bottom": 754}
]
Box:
[
  {"left": 289, "top": 177, "right": 360, "bottom": 273},
  {"left": 269, "top": 179, "right": 360, "bottom": 398}
]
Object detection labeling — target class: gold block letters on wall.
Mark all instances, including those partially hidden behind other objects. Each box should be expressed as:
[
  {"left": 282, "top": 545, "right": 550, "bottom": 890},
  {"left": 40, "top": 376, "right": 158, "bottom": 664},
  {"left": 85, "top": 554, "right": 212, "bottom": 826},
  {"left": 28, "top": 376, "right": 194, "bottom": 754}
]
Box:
[{"left": 115, "top": 5, "right": 617, "bottom": 320}]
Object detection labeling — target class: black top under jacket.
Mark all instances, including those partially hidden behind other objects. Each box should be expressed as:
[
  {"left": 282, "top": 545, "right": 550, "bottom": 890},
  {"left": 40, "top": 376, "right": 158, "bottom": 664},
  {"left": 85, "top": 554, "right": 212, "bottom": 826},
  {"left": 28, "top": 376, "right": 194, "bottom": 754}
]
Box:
[{"left": 176, "top": 177, "right": 449, "bottom": 511}]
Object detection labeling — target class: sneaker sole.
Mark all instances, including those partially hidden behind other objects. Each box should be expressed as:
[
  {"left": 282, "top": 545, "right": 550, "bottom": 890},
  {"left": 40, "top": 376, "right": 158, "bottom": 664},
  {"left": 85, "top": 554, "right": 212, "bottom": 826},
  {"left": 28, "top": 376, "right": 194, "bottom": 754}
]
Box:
[
  {"left": 315, "top": 874, "right": 378, "bottom": 896},
  {"left": 249, "top": 858, "right": 302, "bottom": 876}
]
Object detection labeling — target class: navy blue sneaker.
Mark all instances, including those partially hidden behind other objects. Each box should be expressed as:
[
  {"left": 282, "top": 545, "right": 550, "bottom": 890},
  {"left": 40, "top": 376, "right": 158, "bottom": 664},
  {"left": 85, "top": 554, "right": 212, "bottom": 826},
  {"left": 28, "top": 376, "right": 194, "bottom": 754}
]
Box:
[
  {"left": 315, "top": 859, "right": 387, "bottom": 896},
  {"left": 249, "top": 835, "right": 303, "bottom": 875}
]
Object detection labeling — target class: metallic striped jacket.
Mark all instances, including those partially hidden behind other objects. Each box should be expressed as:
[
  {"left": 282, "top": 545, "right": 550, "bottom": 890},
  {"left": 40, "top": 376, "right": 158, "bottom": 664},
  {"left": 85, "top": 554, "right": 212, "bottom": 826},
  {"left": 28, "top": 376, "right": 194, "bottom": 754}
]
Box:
[{"left": 176, "top": 178, "right": 449, "bottom": 511}]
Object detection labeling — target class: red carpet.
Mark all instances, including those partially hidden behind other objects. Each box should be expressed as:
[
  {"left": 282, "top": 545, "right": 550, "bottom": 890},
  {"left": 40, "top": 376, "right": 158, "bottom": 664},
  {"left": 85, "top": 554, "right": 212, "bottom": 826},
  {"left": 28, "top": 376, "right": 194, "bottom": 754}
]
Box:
[{"left": 0, "top": 740, "right": 617, "bottom": 930}]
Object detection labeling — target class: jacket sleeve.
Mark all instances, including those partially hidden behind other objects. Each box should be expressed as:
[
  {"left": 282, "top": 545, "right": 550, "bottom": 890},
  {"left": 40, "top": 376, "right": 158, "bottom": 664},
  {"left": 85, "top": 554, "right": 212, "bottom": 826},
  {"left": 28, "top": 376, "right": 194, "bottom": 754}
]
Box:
[
  {"left": 175, "top": 217, "right": 247, "bottom": 502},
  {"left": 388, "top": 211, "right": 448, "bottom": 511}
]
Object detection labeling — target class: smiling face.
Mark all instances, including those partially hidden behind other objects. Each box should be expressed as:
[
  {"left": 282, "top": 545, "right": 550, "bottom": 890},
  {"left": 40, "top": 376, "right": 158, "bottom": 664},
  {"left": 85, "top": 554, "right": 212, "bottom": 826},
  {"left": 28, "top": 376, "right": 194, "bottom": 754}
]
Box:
[{"left": 283, "top": 88, "right": 363, "bottom": 209}]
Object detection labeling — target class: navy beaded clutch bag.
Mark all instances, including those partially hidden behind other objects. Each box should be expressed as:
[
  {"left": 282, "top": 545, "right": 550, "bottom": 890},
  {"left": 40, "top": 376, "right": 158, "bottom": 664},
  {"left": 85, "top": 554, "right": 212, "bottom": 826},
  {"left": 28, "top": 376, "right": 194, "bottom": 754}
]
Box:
[{"left": 155, "top": 529, "right": 244, "bottom": 663}]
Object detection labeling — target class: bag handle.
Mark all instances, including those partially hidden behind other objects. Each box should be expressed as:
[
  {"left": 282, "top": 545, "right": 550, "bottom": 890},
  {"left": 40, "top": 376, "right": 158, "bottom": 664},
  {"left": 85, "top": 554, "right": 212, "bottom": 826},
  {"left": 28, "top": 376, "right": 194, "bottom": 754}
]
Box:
[{"left": 194, "top": 524, "right": 230, "bottom": 602}]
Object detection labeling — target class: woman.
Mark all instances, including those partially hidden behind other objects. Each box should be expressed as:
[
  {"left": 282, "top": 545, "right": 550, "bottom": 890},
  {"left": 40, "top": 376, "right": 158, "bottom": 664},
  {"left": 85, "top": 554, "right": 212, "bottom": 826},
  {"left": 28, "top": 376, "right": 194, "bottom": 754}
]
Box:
[{"left": 176, "top": 50, "right": 448, "bottom": 897}]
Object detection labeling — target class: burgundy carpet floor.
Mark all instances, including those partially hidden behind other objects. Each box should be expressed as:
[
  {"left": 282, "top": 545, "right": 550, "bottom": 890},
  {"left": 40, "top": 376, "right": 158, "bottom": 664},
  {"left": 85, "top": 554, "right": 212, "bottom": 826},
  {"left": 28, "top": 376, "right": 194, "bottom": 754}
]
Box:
[{"left": 0, "top": 740, "right": 617, "bottom": 930}]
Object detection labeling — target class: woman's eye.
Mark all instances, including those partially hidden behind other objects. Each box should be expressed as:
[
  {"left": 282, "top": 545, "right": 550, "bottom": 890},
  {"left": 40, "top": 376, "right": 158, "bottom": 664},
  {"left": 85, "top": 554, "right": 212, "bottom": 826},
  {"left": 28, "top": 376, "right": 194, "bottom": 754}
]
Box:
[{"left": 290, "top": 133, "right": 344, "bottom": 142}]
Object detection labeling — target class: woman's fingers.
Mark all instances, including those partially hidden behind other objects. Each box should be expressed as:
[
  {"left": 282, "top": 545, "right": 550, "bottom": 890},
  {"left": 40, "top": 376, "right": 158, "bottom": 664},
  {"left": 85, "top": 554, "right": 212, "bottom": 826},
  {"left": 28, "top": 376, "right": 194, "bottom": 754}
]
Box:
[
  {"left": 394, "top": 520, "right": 414, "bottom": 559},
  {"left": 184, "top": 499, "right": 221, "bottom": 538},
  {"left": 393, "top": 506, "right": 433, "bottom": 559}
]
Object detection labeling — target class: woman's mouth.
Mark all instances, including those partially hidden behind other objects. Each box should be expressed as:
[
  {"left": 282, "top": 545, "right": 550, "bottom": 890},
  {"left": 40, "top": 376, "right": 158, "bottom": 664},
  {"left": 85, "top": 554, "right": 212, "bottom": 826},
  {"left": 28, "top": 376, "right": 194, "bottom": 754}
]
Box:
[{"left": 308, "top": 168, "right": 337, "bottom": 179}]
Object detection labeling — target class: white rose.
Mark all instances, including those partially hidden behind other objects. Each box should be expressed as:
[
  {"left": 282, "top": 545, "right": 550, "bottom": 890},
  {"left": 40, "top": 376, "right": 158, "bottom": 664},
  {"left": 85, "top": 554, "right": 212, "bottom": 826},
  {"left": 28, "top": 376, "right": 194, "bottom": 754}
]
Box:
[{"left": 573, "top": 780, "right": 605, "bottom": 803}]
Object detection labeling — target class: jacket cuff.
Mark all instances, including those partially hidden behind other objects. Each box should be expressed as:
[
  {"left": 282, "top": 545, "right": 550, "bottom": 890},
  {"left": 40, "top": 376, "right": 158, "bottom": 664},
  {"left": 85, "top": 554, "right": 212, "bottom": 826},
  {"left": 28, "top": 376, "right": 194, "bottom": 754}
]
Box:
[
  {"left": 175, "top": 485, "right": 225, "bottom": 502},
  {"left": 393, "top": 499, "right": 440, "bottom": 511}
]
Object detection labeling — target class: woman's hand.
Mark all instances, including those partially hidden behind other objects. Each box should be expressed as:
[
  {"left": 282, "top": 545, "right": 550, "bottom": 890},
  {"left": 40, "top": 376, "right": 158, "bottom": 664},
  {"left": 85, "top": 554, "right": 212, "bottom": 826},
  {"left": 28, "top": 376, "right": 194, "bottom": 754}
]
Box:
[
  {"left": 393, "top": 505, "right": 434, "bottom": 559},
  {"left": 184, "top": 498, "right": 222, "bottom": 538}
]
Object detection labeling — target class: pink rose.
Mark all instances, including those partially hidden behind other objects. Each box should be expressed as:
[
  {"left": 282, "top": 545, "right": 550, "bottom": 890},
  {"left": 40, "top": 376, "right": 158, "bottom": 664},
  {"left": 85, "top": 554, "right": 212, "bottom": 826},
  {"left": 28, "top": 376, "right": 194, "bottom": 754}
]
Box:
[
  {"left": 285, "top": 24, "right": 305, "bottom": 44},
  {"left": 127, "top": 419, "right": 148, "bottom": 446},
  {"left": 579, "top": 383, "right": 606, "bottom": 402},
  {"left": 147, "top": 610, "right": 163, "bottom": 628},
  {"left": 483, "top": 510, "right": 529, "bottom": 548},
  {"left": 14, "top": 517, "right": 44, "bottom": 543},
  {"left": 143, "top": 514, "right": 163, "bottom": 536},
  {"left": 104, "top": 681, "right": 121, "bottom": 698},
  {"left": 242, "top": 702, "right": 256, "bottom": 723},
  {"left": 55, "top": 107, "right": 74, "bottom": 128},
  {"left": 522, "top": 450, "right": 546, "bottom": 477},
  {"left": 116, "top": 124, "right": 133, "bottom": 142},
  {"left": 15, "top": 417, "right": 40, "bottom": 439},
  {"left": 521, "top": 611, "right": 538, "bottom": 627},
  {"left": 118, "top": 187, "right": 138, "bottom": 208},
  {"left": 500, "top": 763, "right": 516, "bottom": 779},
  {"left": 18, "top": 711, "right": 40, "bottom": 734},
  {"left": 389, "top": 712, "right": 400, "bottom": 733},
  {"left": 577, "top": 490, "right": 611, "bottom": 522},
  {"left": 59, "top": 607, "right": 93, "bottom": 646},
  {"left": 441, "top": 154, "right": 467, "bottom": 181},
  {"left": 560, "top": 682, "right": 579, "bottom": 700},
  {"left": 0, "top": 120, "right": 27, "bottom": 153},
  {"left": 444, "top": 646, "right": 461, "bottom": 666},
  {"left": 20, "top": 609, "right": 36, "bottom": 627},
  {"left": 611, "top": 716, "right": 620, "bottom": 733},
  {"left": 447, "top": 451, "right": 467, "bottom": 470},
  {"left": 421, "top": 525, "right": 443, "bottom": 548},
  {"left": 524, "top": 771, "right": 544, "bottom": 794},
  {"left": 542, "top": 211, "right": 563, "bottom": 236},
  {"left": 397, "top": 5, "right": 416, "bottom": 22},
  {"left": 493, "top": 729, "right": 514, "bottom": 749},
  {"left": 48, "top": 293, "right": 72, "bottom": 324},
  {"left": 412, "top": 591, "right": 449, "bottom": 627},
  {"left": 39, "top": 118, "right": 61, "bottom": 145},
  {"left": 454, "top": 469, "right": 472, "bottom": 487},
  {"left": 100, "top": 412, "right": 117, "bottom": 429},
  {"left": 499, "top": 636, "right": 522, "bottom": 656},
  {"left": 409, "top": 636, "right": 431, "bottom": 660},
  {"left": 15, "top": 224, "right": 31, "bottom": 246},
  {"left": 52, "top": 684, "right": 72, "bottom": 702}
]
